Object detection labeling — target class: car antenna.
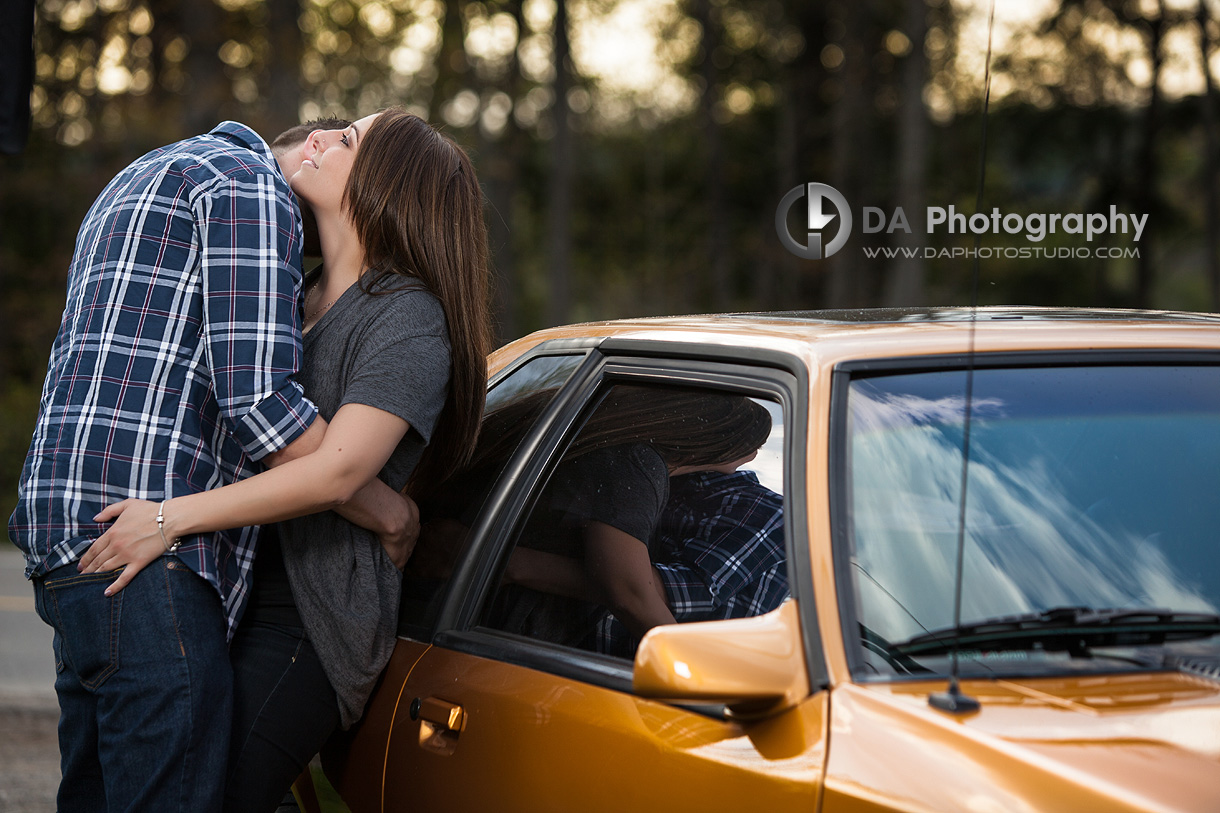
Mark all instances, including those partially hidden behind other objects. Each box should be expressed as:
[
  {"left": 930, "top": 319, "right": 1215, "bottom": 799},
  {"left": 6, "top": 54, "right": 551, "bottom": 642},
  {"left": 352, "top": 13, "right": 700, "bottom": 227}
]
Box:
[{"left": 928, "top": 0, "right": 996, "bottom": 716}]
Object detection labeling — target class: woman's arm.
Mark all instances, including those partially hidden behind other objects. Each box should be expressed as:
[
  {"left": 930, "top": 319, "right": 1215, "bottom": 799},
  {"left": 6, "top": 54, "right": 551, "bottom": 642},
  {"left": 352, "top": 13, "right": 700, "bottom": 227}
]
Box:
[
  {"left": 583, "top": 521, "right": 675, "bottom": 639},
  {"left": 79, "top": 402, "right": 410, "bottom": 593},
  {"left": 265, "top": 416, "right": 419, "bottom": 564},
  {"left": 505, "top": 547, "right": 600, "bottom": 602}
]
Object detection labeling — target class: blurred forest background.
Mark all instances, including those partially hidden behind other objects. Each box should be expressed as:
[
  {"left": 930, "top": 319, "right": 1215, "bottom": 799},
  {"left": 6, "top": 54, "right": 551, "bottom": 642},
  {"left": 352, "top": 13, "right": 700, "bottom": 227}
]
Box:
[{"left": 2, "top": 0, "right": 1220, "bottom": 525}]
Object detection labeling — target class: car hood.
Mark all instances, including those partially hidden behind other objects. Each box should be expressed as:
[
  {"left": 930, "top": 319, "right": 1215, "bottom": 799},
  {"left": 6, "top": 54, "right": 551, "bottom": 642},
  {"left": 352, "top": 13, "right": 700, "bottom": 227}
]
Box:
[{"left": 825, "top": 672, "right": 1220, "bottom": 812}]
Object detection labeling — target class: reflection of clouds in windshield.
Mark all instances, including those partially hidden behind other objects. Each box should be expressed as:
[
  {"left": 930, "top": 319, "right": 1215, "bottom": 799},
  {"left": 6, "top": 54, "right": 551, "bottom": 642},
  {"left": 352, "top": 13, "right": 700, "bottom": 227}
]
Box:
[
  {"left": 850, "top": 389, "right": 1217, "bottom": 643},
  {"left": 851, "top": 389, "right": 1005, "bottom": 433}
]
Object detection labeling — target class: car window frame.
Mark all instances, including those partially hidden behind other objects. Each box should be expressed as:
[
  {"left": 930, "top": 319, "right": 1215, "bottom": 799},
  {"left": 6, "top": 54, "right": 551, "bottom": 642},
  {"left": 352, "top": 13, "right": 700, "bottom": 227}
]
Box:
[
  {"left": 396, "top": 340, "right": 599, "bottom": 641},
  {"left": 424, "top": 338, "right": 827, "bottom": 698},
  {"left": 828, "top": 348, "right": 1220, "bottom": 684}
]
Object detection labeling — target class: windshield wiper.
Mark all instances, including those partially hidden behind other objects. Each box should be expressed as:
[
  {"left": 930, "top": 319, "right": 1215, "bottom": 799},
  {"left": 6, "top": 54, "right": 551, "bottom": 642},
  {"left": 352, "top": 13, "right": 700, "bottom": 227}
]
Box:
[{"left": 893, "top": 606, "right": 1220, "bottom": 657}]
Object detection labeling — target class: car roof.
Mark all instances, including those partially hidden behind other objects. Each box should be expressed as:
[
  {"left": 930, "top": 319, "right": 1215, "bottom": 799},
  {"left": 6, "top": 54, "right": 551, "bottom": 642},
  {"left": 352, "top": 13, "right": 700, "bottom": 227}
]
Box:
[
  {"left": 492, "top": 307, "right": 1220, "bottom": 373},
  {"left": 728, "top": 306, "right": 1220, "bottom": 325}
]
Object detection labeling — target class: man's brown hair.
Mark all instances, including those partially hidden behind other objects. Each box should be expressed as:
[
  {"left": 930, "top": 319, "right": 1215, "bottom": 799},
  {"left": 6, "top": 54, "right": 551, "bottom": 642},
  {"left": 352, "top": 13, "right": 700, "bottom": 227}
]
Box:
[{"left": 270, "top": 117, "right": 352, "bottom": 154}]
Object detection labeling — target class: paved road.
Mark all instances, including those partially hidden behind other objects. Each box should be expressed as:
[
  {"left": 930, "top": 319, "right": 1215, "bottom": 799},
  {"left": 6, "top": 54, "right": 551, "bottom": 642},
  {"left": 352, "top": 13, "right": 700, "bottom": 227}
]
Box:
[{"left": 0, "top": 544, "right": 60, "bottom": 810}]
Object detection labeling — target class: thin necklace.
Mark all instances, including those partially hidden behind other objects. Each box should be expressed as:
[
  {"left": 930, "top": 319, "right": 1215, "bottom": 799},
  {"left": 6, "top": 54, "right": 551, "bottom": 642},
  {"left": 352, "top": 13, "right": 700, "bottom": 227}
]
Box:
[{"left": 306, "top": 278, "right": 339, "bottom": 323}]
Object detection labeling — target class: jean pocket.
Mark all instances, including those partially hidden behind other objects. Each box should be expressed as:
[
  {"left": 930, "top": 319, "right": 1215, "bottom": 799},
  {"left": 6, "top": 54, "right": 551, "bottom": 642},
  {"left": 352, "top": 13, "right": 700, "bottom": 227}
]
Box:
[
  {"left": 35, "top": 587, "right": 66, "bottom": 674},
  {"left": 43, "top": 570, "right": 123, "bottom": 690}
]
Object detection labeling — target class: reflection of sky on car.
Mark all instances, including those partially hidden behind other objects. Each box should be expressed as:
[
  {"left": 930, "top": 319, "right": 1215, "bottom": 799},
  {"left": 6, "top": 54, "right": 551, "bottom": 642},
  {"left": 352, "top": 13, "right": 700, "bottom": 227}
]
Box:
[
  {"left": 849, "top": 383, "right": 1220, "bottom": 644},
  {"left": 741, "top": 399, "right": 783, "bottom": 494},
  {"left": 487, "top": 354, "right": 584, "bottom": 411},
  {"left": 488, "top": 360, "right": 787, "bottom": 495}
]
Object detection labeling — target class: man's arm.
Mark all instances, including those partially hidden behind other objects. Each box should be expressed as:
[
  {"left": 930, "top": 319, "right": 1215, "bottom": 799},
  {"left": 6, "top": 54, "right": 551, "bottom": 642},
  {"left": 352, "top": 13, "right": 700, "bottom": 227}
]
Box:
[{"left": 83, "top": 403, "right": 418, "bottom": 590}]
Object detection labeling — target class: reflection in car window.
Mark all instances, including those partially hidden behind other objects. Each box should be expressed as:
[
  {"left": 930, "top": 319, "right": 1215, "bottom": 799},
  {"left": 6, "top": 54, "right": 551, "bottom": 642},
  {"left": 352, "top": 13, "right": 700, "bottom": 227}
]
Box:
[
  {"left": 398, "top": 353, "right": 586, "bottom": 639},
  {"left": 846, "top": 365, "right": 1220, "bottom": 680},
  {"left": 486, "top": 353, "right": 585, "bottom": 412},
  {"left": 476, "top": 382, "right": 791, "bottom": 660}
]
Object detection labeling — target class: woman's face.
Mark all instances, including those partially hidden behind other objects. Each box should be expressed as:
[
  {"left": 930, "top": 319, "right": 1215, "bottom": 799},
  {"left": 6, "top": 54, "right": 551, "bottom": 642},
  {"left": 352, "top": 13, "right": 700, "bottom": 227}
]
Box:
[{"left": 291, "top": 112, "right": 382, "bottom": 211}]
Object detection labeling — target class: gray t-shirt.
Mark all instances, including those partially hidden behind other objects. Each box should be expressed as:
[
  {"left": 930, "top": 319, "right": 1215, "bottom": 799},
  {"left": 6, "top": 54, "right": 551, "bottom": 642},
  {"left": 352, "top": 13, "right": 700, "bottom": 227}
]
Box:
[{"left": 279, "top": 274, "right": 450, "bottom": 727}]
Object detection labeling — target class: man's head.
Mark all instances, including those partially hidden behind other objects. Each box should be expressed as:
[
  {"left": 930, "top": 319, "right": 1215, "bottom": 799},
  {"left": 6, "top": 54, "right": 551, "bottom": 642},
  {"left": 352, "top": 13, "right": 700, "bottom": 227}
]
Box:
[
  {"left": 271, "top": 117, "right": 352, "bottom": 257},
  {"left": 270, "top": 117, "right": 353, "bottom": 171}
]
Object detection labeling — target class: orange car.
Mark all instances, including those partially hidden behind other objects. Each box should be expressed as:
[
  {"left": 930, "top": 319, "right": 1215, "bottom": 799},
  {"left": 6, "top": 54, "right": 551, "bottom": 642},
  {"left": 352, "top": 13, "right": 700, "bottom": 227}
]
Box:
[{"left": 325, "top": 308, "right": 1220, "bottom": 812}]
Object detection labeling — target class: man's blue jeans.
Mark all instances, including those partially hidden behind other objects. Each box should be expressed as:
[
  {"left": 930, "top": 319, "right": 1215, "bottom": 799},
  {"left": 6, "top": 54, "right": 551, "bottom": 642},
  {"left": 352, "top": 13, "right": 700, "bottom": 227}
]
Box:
[{"left": 32, "top": 556, "right": 232, "bottom": 812}]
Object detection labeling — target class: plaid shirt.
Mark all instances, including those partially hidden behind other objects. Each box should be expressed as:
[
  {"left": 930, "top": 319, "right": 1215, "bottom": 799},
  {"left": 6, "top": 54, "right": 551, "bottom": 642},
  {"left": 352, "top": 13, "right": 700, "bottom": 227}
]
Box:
[
  {"left": 9, "top": 121, "right": 316, "bottom": 638},
  {"left": 598, "top": 469, "right": 790, "bottom": 656}
]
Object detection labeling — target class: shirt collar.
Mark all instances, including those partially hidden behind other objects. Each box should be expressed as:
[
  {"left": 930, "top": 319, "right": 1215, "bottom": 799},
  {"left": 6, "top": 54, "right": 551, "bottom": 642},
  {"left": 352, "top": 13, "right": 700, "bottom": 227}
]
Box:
[{"left": 208, "top": 121, "right": 281, "bottom": 178}]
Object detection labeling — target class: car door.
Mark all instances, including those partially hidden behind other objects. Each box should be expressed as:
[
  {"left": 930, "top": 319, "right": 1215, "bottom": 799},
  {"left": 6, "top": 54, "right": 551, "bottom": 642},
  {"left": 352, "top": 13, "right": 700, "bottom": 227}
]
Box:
[{"left": 377, "top": 342, "right": 830, "bottom": 812}]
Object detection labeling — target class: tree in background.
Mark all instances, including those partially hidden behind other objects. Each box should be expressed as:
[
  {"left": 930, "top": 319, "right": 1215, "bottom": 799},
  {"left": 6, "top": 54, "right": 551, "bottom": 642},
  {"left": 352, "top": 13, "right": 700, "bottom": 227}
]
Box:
[{"left": 3, "top": 0, "right": 1220, "bottom": 524}]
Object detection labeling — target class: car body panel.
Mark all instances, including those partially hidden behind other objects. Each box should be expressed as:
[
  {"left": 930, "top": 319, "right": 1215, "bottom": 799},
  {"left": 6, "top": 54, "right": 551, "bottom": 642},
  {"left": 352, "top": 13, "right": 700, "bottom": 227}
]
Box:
[
  {"left": 325, "top": 641, "right": 432, "bottom": 812},
  {"left": 330, "top": 309, "right": 1220, "bottom": 811},
  {"left": 364, "top": 640, "right": 828, "bottom": 812},
  {"left": 634, "top": 599, "right": 811, "bottom": 715},
  {"left": 822, "top": 675, "right": 1220, "bottom": 813}
]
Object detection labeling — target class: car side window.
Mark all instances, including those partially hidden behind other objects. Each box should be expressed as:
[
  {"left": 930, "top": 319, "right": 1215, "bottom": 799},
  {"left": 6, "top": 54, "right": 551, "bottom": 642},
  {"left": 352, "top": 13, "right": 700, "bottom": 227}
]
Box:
[
  {"left": 399, "top": 353, "right": 586, "bottom": 638},
  {"left": 477, "top": 380, "right": 790, "bottom": 660}
]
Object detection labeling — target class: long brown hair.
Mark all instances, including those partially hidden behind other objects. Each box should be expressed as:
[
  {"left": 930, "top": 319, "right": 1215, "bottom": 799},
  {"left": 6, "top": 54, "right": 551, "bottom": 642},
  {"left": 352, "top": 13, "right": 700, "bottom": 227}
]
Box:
[
  {"left": 468, "top": 385, "right": 773, "bottom": 475},
  {"left": 342, "top": 108, "right": 493, "bottom": 492}
]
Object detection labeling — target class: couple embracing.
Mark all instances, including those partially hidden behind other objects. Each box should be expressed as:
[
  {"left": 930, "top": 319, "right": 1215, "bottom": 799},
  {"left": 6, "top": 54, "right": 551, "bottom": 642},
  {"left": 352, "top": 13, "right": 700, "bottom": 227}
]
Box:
[{"left": 9, "top": 109, "right": 492, "bottom": 810}]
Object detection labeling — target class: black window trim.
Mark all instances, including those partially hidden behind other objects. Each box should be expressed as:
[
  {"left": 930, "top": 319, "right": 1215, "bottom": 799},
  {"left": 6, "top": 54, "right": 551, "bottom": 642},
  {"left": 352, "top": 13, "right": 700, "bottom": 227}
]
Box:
[
  {"left": 427, "top": 339, "right": 828, "bottom": 698},
  {"left": 396, "top": 342, "right": 597, "bottom": 642},
  {"left": 829, "top": 348, "right": 1220, "bottom": 683},
  {"left": 434, "top": 348, "right": 607, "bottom": 636}
]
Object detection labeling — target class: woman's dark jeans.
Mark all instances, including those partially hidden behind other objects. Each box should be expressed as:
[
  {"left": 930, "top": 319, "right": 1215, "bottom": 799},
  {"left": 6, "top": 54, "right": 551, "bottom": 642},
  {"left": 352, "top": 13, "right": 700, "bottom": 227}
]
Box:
[{"left": 224, "top": 619, "right": 341, "bottom": 813}]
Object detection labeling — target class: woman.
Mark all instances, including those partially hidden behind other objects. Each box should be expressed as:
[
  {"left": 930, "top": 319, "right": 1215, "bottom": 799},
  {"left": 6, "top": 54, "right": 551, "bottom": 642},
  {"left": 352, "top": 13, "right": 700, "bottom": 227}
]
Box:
[{"left": 79, "top": 108, "right": 492, "bottom": 810}]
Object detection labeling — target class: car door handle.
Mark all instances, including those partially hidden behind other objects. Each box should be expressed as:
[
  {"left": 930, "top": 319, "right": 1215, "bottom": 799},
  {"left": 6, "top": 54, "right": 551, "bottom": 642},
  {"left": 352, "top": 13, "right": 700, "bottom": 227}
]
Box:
[{"left": 409, "top": 696, "right": 466, "bottom": 732}]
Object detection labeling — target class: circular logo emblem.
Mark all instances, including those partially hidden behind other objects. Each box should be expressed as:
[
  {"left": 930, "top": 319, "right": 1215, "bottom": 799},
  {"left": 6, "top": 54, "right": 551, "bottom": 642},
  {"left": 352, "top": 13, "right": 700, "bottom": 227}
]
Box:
[{"left": 776, "top": 183, "right": 853, "bottom": 260}]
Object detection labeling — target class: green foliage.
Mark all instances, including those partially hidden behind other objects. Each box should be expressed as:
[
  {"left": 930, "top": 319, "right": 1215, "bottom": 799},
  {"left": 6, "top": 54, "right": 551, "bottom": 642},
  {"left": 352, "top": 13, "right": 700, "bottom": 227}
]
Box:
[{"left": 3, "top": 0, "right": 1218, "bottom": 535}]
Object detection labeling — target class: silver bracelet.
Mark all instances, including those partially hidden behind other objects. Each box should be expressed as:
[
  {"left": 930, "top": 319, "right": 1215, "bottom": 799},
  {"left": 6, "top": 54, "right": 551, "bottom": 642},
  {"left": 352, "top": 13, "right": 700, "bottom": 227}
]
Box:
[{"left": 156, "top": 501, "right": 181, "bottom": 553}]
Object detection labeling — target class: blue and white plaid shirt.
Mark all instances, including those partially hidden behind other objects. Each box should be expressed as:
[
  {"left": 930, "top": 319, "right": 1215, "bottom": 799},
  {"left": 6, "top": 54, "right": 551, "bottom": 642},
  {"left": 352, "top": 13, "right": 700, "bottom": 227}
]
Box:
[
  {"left": 9, "top": 121, "right": 317, "bottom": 638},
  {"left": 597, "top": 469, "right": 790, "bottom": 657}
]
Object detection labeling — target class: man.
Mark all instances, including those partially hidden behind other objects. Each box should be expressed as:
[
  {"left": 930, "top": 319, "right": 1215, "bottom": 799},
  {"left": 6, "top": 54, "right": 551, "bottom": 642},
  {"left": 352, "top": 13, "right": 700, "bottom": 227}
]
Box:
[
  {"left": 596, "top": 450, "right": 789, "bottom": 657},
  {"left": 8, "top": 118, "right": 415, "bottom": 811}
]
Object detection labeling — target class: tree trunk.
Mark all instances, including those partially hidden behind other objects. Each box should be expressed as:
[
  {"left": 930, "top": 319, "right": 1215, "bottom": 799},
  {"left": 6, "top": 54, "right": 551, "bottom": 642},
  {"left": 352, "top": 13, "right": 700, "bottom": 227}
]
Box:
[
  {"left": 1134, "top": 1, "right": 1165, "bottom": 308},
  {"left": 883, "top": 0, "right": 929, "bottom": 307},
  {"left": 695, "top": 0, "right": 730, "bottom": 311},
  {"left": 545, "top": 0, "right": 573, "bottom": 327},
  {"left": 180, "top": 0, "right": 228, "bottom": 135},
  {"left": 1199, "top": 0, "right": 1220, "bottom": 311},
  {"left": 827, "top": 0, "right": 872, "bottom": 307},
  {"left": 483, "top": 0, "right": 526, "bottom": 342},
  {"left": 263, "top": 0, "right": 304, "bottom": 134},
  {"left": 779, "top": 0, "right": 829, "bottom": 309},
  {"left": 433, "top": 0, "right": 469, "bottom": 113},
  {"left": 0, "top": 0, "right": 35, "bottom": 154},
  {"left": 645, "top": 128, "right": 668, "bottom": 313}
]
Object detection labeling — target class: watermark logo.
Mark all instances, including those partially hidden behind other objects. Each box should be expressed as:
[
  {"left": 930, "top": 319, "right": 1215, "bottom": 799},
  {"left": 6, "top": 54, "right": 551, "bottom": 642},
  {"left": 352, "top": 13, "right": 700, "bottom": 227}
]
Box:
[
  {"left": 775, "top": 189, "right": 1147, "bottom": 261},
  {"left": 776, "top": 182, "right": 853, "bottom": 260}
]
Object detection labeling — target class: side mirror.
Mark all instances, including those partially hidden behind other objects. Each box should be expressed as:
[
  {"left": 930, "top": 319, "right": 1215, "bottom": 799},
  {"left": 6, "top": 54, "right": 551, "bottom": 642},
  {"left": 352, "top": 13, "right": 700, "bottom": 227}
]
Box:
[{"left": 632, "top": 600, "right": 810, "bottom": 719}]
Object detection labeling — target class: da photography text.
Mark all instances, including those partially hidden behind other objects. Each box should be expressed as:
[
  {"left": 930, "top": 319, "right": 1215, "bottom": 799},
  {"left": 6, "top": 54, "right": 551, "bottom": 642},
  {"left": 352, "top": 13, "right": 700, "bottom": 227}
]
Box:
[{"left": 776, "top": 182, "right": 1148, "bottom": 260}]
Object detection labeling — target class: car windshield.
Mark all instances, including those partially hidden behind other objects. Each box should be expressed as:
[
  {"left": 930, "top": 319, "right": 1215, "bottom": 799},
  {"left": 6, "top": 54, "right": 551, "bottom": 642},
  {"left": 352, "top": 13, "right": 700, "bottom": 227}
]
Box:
[{"left": 845, "top": 363, "right": 1220, "bottom": 680}]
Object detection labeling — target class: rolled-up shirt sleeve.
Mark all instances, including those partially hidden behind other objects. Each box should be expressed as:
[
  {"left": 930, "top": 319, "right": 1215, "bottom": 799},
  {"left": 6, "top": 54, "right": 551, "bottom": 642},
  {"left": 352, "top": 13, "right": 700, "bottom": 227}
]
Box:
[{"left": 195, "top": 172, "right": 316, "bottom": 460}]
